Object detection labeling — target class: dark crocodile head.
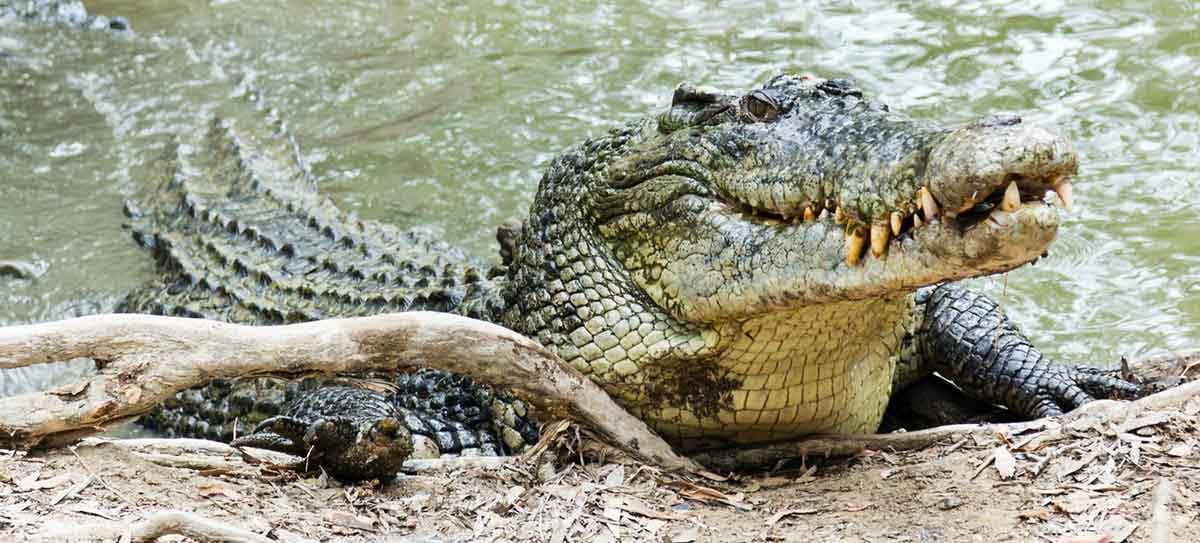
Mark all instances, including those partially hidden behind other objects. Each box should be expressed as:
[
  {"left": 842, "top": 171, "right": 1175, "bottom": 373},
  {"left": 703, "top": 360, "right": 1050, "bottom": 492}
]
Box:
[{"left": 585, "top": 74, "right": 1073, "bottom": 322}]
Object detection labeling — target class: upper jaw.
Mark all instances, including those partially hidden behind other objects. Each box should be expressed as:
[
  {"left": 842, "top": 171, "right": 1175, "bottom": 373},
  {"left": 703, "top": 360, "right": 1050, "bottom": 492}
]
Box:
[
  {"left": 925, "top": 120, "right": 1077, "bottom": 219},
  {"left": 710, "top": 118, "right": 1077, "bottom": 268}
]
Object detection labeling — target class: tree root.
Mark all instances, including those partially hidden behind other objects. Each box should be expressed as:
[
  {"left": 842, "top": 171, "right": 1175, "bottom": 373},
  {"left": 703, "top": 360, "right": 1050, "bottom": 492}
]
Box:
[
  {"left": 0, "top": 313, "right": 701, "bottom": 472},
  {"left": 75, "top": 436, "right": 522, "bottom": 477},
  {"left": 38, "top": 510, "right": 273, "bottom": 542}
]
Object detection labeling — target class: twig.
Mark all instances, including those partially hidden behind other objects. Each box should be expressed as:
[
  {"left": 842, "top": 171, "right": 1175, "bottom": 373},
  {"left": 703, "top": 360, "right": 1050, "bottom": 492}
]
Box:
[
  {"left": 402, "top": 456, "right": 519, "bottom": 473},
  {"left": 1151, "top": 478, "right": 1173, "bottom": 543},
  {"left": 68, "top": 446, "right": 135, "bottom": 508},
  {"left": 37, "top": 510, "right": 272, "bottom": 542}
]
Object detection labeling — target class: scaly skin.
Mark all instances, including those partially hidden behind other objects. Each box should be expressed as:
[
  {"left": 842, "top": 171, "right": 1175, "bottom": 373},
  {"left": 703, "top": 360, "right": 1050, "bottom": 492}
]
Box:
[
  {"left": 231, "top": 386, "right": 414, "bottom": 481},
  {"left": 120, "top": 99, "right": 535, "bottom": 459},
  {"left": 500, "top": 74, "right": 1131, "bottom": 447},
  {"left": 123, "top": 75, "right": 1139, "bottom": 471}
]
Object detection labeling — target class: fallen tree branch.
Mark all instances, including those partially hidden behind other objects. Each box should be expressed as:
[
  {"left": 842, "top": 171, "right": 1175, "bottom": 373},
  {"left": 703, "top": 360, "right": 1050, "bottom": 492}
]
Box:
[
  {"left": 691, "top": 353, "right": 1200, "bottom": 472},
  {"left": 0, "top": 312, "right": 702, "bottom": 472},
  {"left": 79, "top": 436, "right": 521, "bottom": 476},
  {"left": 38, "top": 510, "right": 273, "bottom": 543},
  {"left": 2, "top": 313, "right": 1195, "bottom": 476},
  {"left": 1151, "top": 478, "right": 1173, "bottom": 543},
  {"left": 79, "top": 437, "right": 304, "bottom": 473}
]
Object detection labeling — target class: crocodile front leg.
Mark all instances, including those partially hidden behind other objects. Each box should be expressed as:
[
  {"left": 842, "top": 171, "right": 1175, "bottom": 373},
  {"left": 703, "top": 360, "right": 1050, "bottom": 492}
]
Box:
[{"left": 911, "top": 283, "right": 1142, "bottom": 418}]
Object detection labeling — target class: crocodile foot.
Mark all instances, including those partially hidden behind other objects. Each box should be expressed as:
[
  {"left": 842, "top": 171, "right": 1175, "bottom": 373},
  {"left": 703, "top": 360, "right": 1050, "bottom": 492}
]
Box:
[{"left": 915, "top": 283, "right": 1145, "bottom": 420}]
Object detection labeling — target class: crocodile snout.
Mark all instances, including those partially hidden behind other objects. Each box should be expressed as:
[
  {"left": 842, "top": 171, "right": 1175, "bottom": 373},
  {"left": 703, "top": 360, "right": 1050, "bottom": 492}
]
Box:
[{"left": 924, "top": 120, "right": 1077, "bottom": 218}]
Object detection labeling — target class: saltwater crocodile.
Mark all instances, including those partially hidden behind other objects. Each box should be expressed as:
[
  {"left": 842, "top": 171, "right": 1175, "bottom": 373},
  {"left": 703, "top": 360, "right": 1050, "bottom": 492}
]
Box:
[{"left": 123, "top": 75, "right": 1140, "bottom": 478}]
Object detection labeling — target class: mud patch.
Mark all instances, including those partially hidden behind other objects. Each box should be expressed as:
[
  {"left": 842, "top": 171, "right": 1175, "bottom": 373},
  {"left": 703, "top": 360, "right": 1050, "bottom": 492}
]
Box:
[{"left": 640, "top": 356, "right": 741, "bottom": 419}]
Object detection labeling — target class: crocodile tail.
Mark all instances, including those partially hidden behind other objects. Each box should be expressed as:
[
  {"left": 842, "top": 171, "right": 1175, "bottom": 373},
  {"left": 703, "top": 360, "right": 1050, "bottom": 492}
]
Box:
[{"left": 120, "top": 97, "right": 500, "bottom": 321}]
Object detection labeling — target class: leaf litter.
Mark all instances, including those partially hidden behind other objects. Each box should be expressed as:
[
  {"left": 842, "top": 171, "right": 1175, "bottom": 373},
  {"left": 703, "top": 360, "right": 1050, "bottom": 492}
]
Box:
[{"left": 0, "top": 398, "right": 1194, "bottom": 541}]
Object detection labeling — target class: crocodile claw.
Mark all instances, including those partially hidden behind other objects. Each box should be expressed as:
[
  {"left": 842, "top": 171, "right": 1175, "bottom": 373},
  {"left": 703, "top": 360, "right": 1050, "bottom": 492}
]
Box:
[{"left": 1021, "top": 364, "right": 1144, "bottom": 418}]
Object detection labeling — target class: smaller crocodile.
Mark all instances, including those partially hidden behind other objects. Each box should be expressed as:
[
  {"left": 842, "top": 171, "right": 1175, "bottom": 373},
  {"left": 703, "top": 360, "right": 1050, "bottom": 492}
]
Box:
[
  {"left": 136, "top": 369, "right": 539, "bottom": 458},
  {"left": 231, "top": 386, "right": 413, "bottom": 481}
]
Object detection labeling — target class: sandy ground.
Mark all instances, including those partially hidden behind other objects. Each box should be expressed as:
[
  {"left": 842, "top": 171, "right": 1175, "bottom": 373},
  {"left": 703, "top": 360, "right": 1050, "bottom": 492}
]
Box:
[{"left": 0, "top": 396, "right": 1196, "bottom": 543}]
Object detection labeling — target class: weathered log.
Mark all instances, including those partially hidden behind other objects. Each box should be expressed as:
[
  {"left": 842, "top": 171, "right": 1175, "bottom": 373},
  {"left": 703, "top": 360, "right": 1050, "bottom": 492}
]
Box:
[
  {"left": 75, "top": 436, "right": 520, "bottom": 476},
  {"left": 1, "top": 313, "right": 1195, "bottom": 476},
  {"left": 38, "top": 510, "right": 273, "bottom": 543},
  {"left": 0, "top": 312, "right": 703, "bottom": 472}
]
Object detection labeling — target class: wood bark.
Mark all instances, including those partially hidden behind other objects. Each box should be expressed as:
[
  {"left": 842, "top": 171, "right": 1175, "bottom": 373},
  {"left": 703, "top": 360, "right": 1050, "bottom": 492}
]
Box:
[
  {"left": 38, "top": 510, "right": 273, "bottom": 543},
  {"left": 0, "top": 312, "right": 703, "bottom": 472}
]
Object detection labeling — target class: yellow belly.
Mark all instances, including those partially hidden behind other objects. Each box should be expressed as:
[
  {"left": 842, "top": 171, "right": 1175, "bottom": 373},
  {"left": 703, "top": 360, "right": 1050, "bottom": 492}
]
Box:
[{"left": 628, "top": 297, "right": 911, "bottom": 448}]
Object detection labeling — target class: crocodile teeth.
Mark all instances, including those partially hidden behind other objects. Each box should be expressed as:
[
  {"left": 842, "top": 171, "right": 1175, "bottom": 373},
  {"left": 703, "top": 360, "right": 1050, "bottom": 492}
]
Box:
[
  {"left": 919, "top": 187, "right": 940, "bottom": 219},
  {"left": 803, "top": 207, "right": 815, "bottom": 222},
  {"left": 1053, "top": 180, "right": 1073, "bottom": 210},
  {"left": 870, "top": 222, "right": 890, "bottom": 258},
  {"left": 1000, "top": 180, "right": 1021, "bottom": 212},
  {"left": 845, "top": 229, "right": 865, "bottom": 266},
  {"left": 913, "top": 214, "right": 923, "bottom": 229},
  {"left": 890, "top": 212, "right": 903, "bottom": 236},
  {"left": 835, "top": 206, "right": 846, "bottom": 224}
]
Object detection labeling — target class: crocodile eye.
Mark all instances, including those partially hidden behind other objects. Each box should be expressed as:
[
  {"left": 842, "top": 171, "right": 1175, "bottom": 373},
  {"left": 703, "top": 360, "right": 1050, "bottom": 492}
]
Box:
[{"left": 742, "top": 91, "right": 779, "bottom": 122}]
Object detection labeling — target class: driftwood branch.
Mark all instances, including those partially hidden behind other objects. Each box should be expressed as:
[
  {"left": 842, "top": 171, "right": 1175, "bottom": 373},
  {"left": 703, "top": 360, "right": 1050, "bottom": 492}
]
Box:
[
  {"left": 77, "top": 436, "right": 520, "bottom": 475},
  {"left": 2, "top": 313, "right": 1196, "bottom": 476},
  {"left": 0, "top": 312, "right": 702, "bottom": 472},
  {"left": 38, "top": 510, "right": 273, "bottom": 543}
]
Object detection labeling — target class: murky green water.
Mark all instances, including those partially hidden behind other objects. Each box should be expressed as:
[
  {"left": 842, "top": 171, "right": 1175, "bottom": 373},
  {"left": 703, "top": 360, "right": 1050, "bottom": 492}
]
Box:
[{"left": 1, "top": 1, "right": 1197, "bottom": 395}]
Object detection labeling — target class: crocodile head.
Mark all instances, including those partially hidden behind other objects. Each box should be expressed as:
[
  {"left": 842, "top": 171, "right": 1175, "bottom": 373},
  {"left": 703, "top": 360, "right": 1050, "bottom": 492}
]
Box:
[
  {"left": 593, "top": 74, "right": 1073, "bottom": 322},
  {"left": 505, "top": 73, "right": 1076, "bottom": 444}
]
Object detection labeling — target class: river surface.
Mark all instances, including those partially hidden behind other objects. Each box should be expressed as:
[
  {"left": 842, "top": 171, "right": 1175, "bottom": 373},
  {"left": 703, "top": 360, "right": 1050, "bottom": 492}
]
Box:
[{"left": 1, "top": 1, "right": 1197, "bottom": 396}]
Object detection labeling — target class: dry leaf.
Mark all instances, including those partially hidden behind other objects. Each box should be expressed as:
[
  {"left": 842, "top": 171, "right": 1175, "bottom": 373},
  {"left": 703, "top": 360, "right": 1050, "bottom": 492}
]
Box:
[
  {"left": 993, "top": 446, "right": 1017, "bottom": 480},
  {"left": 1165, "top": 443, "right": 1193, "bottom": 457},
  {"left": 50, "top": 475, "right": 93, "bottom": 506},
  {"left": 123, "top": 386, "right": 143, "bottom": 404},
  {"left": 1018, "top": 509, "right": 1051, "bottom": 521},
  {"left": 504, "top": 485, "right": 525, "bottom": 505},
  {"left": 606, "top": 495, "right": 688, "bottom": 521},
  {"left": 49, "top": 381, "right": 89, "bottom": 397},
  {"left": 17, "top": 473, "right": 73, "bottom": 491},
  {"left": 64, "top": 502, "right": 118, "bottom": 520},
  {"left": 604, "top": 464, "right": 626, "bottom": 487},
  {"left": 1099, "top": 515, "right": 1137, "bottom": 543},
  {"left": 1050, "top": 492, "right": 1095, "bottom": 515},
  {"left": 767, "top": 507, "right": 819, "bottom": 526},
  {"left": 1053, "top": 536, "right": 1112, "bottom": 543},
  {"left": 637, "top": 518, "right": 667, "bottom": 535},
  {"left": 662, "top": 480, "right": 752, "bottom": 511},
  {"left": 197, "top": 483, "right": 243, "bottom": 500},
  {"left": 1117, "top": 412, "right": 1170, "bottom": 434},
  {"left": 669, "top": 527, "right": 699, "bottom": 543},
  {"left": 325, "top": 510, "right": 375, "bottom": 531}
]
